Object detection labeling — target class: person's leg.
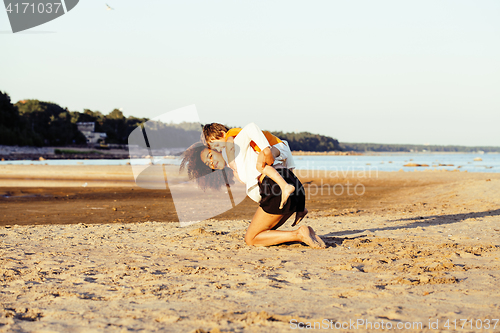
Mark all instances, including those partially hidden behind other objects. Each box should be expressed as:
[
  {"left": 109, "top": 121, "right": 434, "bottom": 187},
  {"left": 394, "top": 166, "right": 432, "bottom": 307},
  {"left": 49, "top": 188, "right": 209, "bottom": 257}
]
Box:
[
  {"left": 271, "top": 211, "right": 294, "bottom": 230},
  {"left": 267, "top": 205, "right": 308, "bottom": 229},
  {"left": 245, "top": 207, "right": 325, "bottom": 248}
]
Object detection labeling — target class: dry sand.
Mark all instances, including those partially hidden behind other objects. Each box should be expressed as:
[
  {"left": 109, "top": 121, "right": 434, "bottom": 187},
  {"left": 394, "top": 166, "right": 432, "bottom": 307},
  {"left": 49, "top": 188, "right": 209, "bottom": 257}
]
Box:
[{"left": 1, "top": 165, "right": 499, "bottom": 332}]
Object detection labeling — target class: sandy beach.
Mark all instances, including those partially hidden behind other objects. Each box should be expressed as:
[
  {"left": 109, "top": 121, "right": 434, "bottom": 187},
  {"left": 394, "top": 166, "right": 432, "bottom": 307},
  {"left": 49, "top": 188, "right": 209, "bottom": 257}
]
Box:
[{"left": 1, "top": 165, "right": 499, "bottom": 332}]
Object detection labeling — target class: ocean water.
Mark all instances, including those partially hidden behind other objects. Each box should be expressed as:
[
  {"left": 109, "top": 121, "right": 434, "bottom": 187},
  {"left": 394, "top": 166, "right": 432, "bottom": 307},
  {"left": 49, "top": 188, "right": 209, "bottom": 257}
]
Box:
[
  {"left": 293, "top": 153, "right": 499, "bottom": 173},
  {"left": 0, "top": 153, "right": 498, "bottom": 173}
]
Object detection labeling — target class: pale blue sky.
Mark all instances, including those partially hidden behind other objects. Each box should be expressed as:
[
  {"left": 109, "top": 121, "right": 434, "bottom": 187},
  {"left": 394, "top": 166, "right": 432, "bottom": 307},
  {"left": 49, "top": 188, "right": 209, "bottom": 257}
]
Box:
[{"left": 1, "top": 0, "right": 499, "bottom": 146}]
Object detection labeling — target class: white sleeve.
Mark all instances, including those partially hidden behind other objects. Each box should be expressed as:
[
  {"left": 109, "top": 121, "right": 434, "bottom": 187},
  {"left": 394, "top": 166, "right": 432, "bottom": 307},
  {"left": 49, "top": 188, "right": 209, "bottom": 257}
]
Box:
[
  {"left": 272, "top": 140, "right": 295, "bottom": 169},
  {"left": 232, "top": 123, "right": 270, "bottom": 201},
  {"left": 237, "top": 123, "right": 271, "bottom": 151}
]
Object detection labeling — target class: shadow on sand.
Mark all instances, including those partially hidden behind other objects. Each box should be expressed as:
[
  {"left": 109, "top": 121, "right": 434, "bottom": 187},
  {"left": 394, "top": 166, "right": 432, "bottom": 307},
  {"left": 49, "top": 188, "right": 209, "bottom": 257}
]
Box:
[{"left": 319, "top": 209, "right": 500, "bottom": 248}]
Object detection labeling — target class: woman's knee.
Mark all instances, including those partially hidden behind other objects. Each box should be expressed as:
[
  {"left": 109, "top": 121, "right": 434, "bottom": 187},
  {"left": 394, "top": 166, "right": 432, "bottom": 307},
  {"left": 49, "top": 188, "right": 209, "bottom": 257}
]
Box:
[{"left": 244, "top": 233, "right": 256, "bottom": 246}]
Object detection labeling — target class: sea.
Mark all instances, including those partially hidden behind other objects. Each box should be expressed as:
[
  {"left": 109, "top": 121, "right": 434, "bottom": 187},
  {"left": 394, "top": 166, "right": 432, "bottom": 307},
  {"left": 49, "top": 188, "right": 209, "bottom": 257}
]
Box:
[{"left": 1, "top": 153, "right": 498, "bottom": 173}]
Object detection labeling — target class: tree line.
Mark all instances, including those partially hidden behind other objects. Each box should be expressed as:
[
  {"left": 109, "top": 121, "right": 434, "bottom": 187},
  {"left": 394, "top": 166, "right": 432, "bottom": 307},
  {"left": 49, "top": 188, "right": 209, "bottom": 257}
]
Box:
[
  {"left": 0, "top": 91, "right": 343, "bottom": 151},
  {"left": 0, "top": 91, "right": 149, "bottom": 147},
  {"left": 340, "top": 142, "right": 500, "bottom": 153},
  {"left": 271, "top": 131, "right": 341, "bottom": 151},
  {"left": 1, "top": 91, "right": 499, "bottom": 152}
]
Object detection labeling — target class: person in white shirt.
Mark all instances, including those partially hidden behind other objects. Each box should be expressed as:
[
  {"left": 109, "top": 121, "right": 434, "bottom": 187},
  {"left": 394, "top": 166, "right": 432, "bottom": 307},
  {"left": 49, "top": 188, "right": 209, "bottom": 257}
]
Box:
[
  {"left": 180, "top": 124, "right": 325, "bottom": 249},
  {"left": 204, "top": 122, "right": 296, "bottom": 210}
]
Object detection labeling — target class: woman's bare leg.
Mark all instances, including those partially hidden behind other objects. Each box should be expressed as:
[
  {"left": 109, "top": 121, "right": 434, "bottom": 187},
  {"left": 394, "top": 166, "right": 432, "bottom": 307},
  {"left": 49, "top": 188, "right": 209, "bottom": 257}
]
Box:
[
  {"left": 245, "top": 207, "right": 325, "bottom": 248},
  {"left": 271, "top": 212, "right": 294, "bottom": 230}
]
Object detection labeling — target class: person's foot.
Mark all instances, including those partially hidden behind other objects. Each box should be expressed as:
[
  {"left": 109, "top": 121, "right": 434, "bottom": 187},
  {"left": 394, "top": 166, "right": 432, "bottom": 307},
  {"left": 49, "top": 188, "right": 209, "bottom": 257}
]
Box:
[
  {"left": 292, "top": 208, "right": 308, "bottom": 227},
  {"left": 308, "top": 226, "right": 326, "bottom": 248},
  {"left": 297, "top": 225, "right": 325, "bottom": 249},
  {"left": 279, "top": 184, "right": 295, "bottom": 209}
]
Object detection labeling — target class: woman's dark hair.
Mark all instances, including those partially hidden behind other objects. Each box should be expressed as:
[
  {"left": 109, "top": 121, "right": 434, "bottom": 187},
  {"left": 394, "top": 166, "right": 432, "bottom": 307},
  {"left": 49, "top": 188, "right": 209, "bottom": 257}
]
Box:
[{"left": 179, "top": 142, "right": 234, "bottom": 191}]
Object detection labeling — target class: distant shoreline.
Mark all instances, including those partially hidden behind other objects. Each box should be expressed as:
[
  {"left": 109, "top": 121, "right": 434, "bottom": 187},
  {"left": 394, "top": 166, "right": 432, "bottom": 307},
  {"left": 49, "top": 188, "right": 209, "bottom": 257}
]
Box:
[
  {"left": 292, "top": 151, "right": 497, "bottom": 156},
  {"left": 0, "top": 145, "right": 498, "bottom": 161},
  {"left": 292, "top": 151, "right": 362, "bottom": 156}
]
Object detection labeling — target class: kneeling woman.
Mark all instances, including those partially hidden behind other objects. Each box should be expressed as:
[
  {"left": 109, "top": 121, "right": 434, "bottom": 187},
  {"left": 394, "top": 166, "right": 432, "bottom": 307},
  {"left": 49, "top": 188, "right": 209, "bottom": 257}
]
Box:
[{"left": 180, "top": 144, "right": 325, "bottom": 249}]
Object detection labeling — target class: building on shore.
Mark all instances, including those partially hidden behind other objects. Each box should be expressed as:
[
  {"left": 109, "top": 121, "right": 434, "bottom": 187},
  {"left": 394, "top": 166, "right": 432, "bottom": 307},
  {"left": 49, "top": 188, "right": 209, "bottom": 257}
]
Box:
[{"left": 76, "top": 122, "right": 107, "bottom": 146}]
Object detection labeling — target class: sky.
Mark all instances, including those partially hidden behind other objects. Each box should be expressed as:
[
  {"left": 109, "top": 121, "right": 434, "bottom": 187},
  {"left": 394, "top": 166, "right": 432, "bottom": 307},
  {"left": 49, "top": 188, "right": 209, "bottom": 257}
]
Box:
[{"left": 1, "top": 0, "right": 499, "bottom": 146}]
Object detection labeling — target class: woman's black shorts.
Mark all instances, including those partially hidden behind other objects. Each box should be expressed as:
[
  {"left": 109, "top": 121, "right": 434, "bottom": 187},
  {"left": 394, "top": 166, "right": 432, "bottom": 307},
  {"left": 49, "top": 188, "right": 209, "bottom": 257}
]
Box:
[{"left": 258, "top": 168, "right": 305, "bottom": 215}]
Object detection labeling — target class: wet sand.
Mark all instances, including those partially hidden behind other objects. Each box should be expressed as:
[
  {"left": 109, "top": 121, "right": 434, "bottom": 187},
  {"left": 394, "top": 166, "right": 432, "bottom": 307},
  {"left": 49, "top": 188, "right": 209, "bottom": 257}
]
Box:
[{"left": 1, "top": 165, "right": 499, "bottom": 332}]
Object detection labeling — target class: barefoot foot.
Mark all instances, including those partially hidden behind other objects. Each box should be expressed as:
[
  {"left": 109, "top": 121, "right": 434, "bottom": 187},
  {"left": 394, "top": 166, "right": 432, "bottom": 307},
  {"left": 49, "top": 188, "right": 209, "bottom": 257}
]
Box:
[
  {"left": 308, "top": 226, "right": 326, "bottom": 248},
  {"left": 292, "top": 208, "right": 308, "bottom": 227},
  {"left": 297, "top": 225, "right": 325, "bottom": 249},
  {"left": 279, "top": 184, "right": 295, "bottom": 209}
]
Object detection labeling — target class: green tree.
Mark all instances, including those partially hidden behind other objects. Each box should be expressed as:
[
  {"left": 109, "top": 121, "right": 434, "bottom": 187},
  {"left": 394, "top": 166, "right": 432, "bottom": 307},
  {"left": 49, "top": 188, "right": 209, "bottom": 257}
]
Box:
[
  {"left": 271, "top": 131, "right": 341, "bottom": 151},
  {"left": 0, "top": 92, "right": 43, "bottom": 146},
  {"left": 107, "top": 108, "right": 124, "bottom": 120},
  {"left": 15, "top": 99, "right": 85, "bottom": 146},
  {"left": 0, "top": 91, "right": 20, "bottom": 128}
]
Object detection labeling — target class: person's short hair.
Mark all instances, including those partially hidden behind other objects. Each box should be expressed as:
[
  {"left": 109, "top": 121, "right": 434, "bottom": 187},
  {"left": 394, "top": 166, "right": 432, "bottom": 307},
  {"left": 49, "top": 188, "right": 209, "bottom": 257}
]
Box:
[
  {"left": 180, "top": 142, "right": 234, "bottom": 191},
  {"left": 202, "top": 123, "right": 229, "bottom": 144}
]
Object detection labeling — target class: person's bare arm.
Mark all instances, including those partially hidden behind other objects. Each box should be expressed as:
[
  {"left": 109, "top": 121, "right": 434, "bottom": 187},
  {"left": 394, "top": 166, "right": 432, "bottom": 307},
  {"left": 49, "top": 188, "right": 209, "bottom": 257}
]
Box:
[
  {"left": 257, "top": 147, "right": 275, "bottom": 173},
  {"left": 270, "top": 146, "right": 280, "bottom": 158}
]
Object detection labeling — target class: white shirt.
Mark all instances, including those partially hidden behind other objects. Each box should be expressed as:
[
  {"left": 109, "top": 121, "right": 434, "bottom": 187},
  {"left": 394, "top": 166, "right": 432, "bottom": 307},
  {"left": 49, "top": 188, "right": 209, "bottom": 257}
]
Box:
[
  {"left": 229, "top": 123, "right": 295, "bottom": 203},
  {"left": 222, "top": 140, "right": 294, "bottom": 169}
]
